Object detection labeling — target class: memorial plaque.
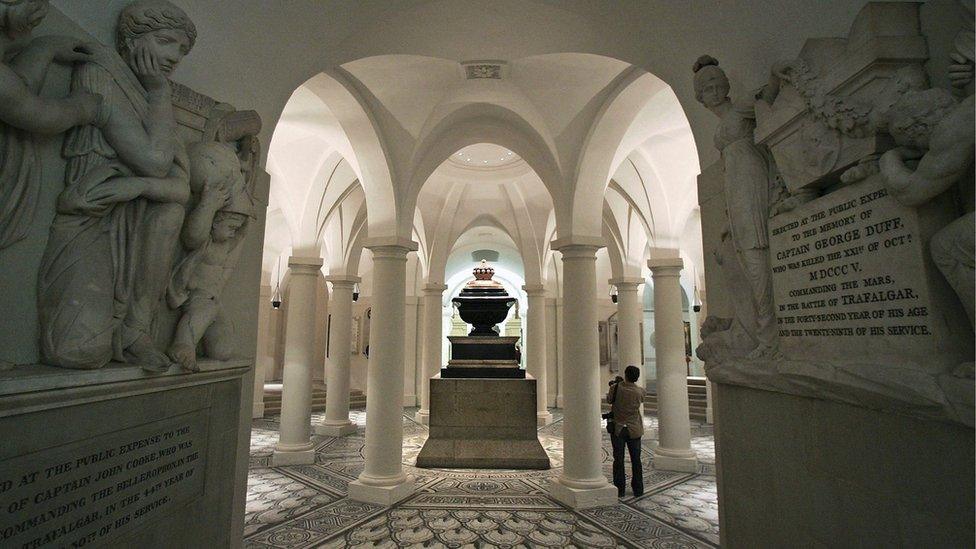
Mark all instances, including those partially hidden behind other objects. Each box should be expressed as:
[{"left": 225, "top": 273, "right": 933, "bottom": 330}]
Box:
[
  {"left": 768, "top": 176, "right": 970, "bottom": 370},
  {"left": 0, "top": 410, "right": 208, "bottom": 548}
]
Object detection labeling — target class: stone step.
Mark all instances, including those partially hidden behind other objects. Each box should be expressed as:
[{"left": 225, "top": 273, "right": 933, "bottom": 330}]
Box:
[
  {"left": 644, "top": 394, "right": 707, "bottom": 404},
  {"left": 603, "top": 378, "right": 708, "bottom": 421},
  {"left": 261, "top": 387, "right": 366, "bottom": 417}
]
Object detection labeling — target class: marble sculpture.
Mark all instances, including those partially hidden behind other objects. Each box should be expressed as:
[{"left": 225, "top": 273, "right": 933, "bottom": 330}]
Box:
[
  {"left": 0, "top": 0, "right": 102, "bottom": 250},
  {"left": 35, "top": 0, "right": 260, "bottom": 372},
  {"left": 166, "top": 142, "right": 253, "bottom": 372},
  {"left": 695, "top": 1, "right": 975, "bottom": 425},
  {"left": 691, "top": 55, "right": 780, "bottom": 360}
]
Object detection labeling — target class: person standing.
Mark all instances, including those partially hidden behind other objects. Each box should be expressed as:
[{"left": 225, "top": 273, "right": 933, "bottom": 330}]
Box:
[{"left": 608, "top": 365, "right": 646, "bottom": 497}]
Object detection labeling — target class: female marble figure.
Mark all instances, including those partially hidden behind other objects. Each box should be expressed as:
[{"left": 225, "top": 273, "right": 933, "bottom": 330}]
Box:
[
  {"left": 0, "top": 0, "right": 101, "bottom": 249},
  {"left": 693, "top": 55, "right": 778, "bottom": 358},
  {"left": 38, "top": 0, "right": 196, "bottom": 371}
]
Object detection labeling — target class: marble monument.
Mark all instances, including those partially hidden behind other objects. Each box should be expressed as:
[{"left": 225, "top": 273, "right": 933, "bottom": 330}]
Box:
[
  {"left": 416, "top": 261, "right": 549, "bottom": 469},
  {"left": 695, "top": 2, "right": 974, "bottom": 546},
  {"left": 0, "top": 2, "right": 265, "bottom": 546}
]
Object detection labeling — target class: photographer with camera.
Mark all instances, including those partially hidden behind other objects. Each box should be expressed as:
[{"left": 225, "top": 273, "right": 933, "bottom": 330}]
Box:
[{"left": 605, "top": 365, "right": 646, "bottom": 497}]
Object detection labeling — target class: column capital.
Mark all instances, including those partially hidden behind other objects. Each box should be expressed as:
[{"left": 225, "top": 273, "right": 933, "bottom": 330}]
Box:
[
  {"left": 422, "top": 282, "right": 448, "bottom": 294},
  {"left": 522, "top": 284, "right": 547, "bottom": 297},
  {"left": 608, "top": 277, "right": 644, "bottom": 288},
  {"left": 365, "top": 236, "right": 419, "bottom": 256},
  {"left": 325, "top": 274, "right": 361, "bottom": 288},
  {"left": 288, "top": 256, "right": 323, "bottom": 274},
  {"left": 648, "top": 257, "right": 683, "bottom": 276},
  {"left": 551, "top": 235, "right": 604, "bottom": 254}
]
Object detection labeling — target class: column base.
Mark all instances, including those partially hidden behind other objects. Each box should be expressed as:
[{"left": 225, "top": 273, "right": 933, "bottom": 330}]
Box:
[
  {"left": 555, "top": 395, "right": 565, "bottom": 409},
  {"left": 652, "top": 447, "right": 698, "bottom": 472},
  {"left": 537, "top": 411, "right": 553, "bottom": 426},
  {"left": 548, "top": 477, "right": 618, "bottom": 509},
  {"left": 272, "top": 443, "right": 316, "bottom": 466},
  {"left": 252, "top": 401, "right": 265, "bottom": 419},
  {"left": 314, "top": 421, "right": 357, "bottom": 437},
  {"left": 348, "top": 475, "right": 415, "bottom": 506},
  {"left": 706, "top": 406, "right": 714, "bottom": 424},
  {"left": 414, "top": 409, "right": 430, "bottom": 425}
]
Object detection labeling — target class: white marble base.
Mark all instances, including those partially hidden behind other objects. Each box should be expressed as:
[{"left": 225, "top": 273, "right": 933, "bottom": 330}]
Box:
[
  {"left": 252, "top": 401, "right": 265, "bottom": 419},
  {"left": 271, "top": 444, "right": 315, "bottom": 466},
  {"left": 537, "top": 411, "right": 553, "bottom": 426},
  {"left": 652, "top": 447, "right": 699, "bottom": 472},
  {"left": 414, "top": 409, "right": 430, "bottom": 425},
  {"left": 548, "top": 478, "right": 618, "bottom": 509},
  {"left": 348, "top": 475, "right": 415, "bottom": 506},
  {"left": 314, "top": 422, "right": 357, "bottom": 437}
]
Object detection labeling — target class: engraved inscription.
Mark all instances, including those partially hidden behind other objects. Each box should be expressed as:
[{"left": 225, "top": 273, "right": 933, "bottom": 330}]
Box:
[
  {"left": 769, "top": 180, "right": 934, "bottom": 342},
  {"left": 0, "top": 412, "right": 207, "bottom": 548}
]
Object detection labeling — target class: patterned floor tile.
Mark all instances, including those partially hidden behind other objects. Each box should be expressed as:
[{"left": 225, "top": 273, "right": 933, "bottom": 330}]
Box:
[
  {"left": 632, "top": 475, "right": 719, "bottom": 546},
  {"left": 245, "top": 469, "right": 338, "bottom": 538},
  {"left": 244, "top": 408, "right": 719, "bottom": 548}
]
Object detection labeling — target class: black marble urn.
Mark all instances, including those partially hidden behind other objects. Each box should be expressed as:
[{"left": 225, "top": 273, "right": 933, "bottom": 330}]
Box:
[
  {"left": 452, "top": 260, "right": 516, "bottom": 336},
  {"left": 445, "top": 261, "right": 523, "bottom": 378}
]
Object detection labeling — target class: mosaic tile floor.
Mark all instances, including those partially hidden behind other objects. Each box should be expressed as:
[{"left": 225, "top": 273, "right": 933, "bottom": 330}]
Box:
[{"left": 245, "top": 409, "right": 719, "bottom": 548}]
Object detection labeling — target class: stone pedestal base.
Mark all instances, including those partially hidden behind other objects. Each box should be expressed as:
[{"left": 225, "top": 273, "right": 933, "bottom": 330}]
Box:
[
  {"left": 418, "top": 439, "right": 549, "bottom": 468},
  {"left": 348, "top": 476, "right": 415, "bottom": 506},
  {"left": 416, "top": 376, "right": 550, "bottom": 469},
  {"left": 652, "top": 447, "right": 698, "bottom": 472},
  {"left": 713, "top": 381, "right": 974, "bottom": 547},
  {"left": 537, "top": 411, "right": 553, "bottom": 426},
  {"left": 548, "top": 478, "right": 618, "bottom": 509},
  {"left": 252, "top": 401, "right": 265, "bottom": 419},
  {"left": 272, "top": 444, "right": 316, "bottom": 466},
  {"left": 314, "top": 422, "right": 357, "bottom": 437},
  {"left": 0, "top": 360, "right": 254, "bottom": 547},
  {"left": 414, "top": 410, "right": 429, "bottom": 425}
]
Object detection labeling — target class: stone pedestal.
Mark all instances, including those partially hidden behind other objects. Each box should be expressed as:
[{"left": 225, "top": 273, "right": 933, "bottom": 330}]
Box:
[
  {"left": 443, "top": 336, "right": 524, "bottom": 378},
  {"left": 714, "top": 382, "right": 974, "bottom": 547},
  {"left": 416, "top": 376, "right": 550, "bottom": 469},
  {"left": 0, "top": 360, "right": 253, "bottom": 548}
]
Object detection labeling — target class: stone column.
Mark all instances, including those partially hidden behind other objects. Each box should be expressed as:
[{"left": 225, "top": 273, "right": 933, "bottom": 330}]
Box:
[
  {"left": 610, "top": 277, "right": 644, "bottom": 372},
  {"left": 555, "top": 298, "right": 565, "bottom": 408},
  {"left": 315, "top": 275, "right": 359, "bottom": 437},
  {"left": 348, "top": 240, "right": 417, "bottom": 505},
  {"left": 272, "top": 256, "right": 323, "bottom": 466},
  {"left": 549, "top": 240, "right": 617, "bottom": 508},
  {"left": 252, "top": 285, "right": 272, "bottom": 418},
  {"left": 523, "top": 284, "right": 553, "bottom": 426},
  {"left": 648, "top": 257, "right": 698, "bottom": 472},
  {"left": 415, "top": 282, "right": 447, "bottom": 425}
]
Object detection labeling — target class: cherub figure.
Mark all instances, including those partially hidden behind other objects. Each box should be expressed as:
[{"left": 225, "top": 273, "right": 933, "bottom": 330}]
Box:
[
  {"left": 166, "top": 142, "right": 252, "bottom": 371},
  {"left": 0, "top": 0, "right": 101, "bottom": 249}
]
